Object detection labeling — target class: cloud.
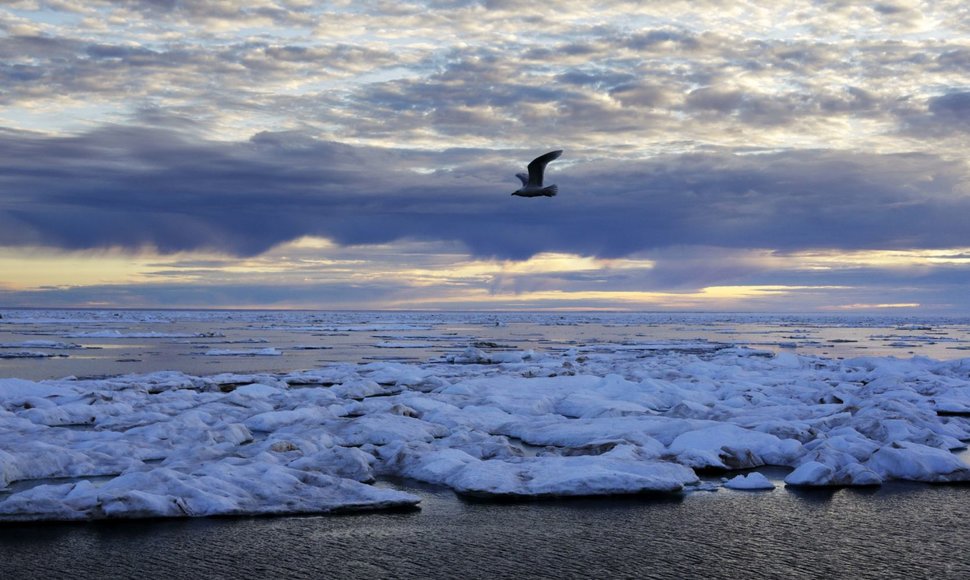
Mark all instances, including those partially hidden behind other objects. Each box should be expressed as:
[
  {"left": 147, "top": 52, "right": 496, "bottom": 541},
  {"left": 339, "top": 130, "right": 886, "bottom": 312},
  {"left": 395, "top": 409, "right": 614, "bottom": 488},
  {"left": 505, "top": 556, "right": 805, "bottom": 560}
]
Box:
[
  {"left": 4, "top": 234, "right": 970, "bottom": 311},
  {"left": 927, "top": 92, "right": 970, "bottom": 130},
  {"left": 4, "top": 1, "right": 969, "bottom": 155},
  {"left": 1, "top": 123, "right": 968, "bottom": 260},
  {"left": 2, "top": 2, "right": 970, "bottom": 311}
]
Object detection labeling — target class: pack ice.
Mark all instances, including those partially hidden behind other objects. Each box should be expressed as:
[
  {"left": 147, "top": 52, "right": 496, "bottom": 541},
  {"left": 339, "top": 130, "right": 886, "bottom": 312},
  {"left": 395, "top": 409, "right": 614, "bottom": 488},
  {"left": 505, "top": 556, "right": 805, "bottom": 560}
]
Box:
[{"left": 1, "top": 346, "right": 968, "bottom": 522}]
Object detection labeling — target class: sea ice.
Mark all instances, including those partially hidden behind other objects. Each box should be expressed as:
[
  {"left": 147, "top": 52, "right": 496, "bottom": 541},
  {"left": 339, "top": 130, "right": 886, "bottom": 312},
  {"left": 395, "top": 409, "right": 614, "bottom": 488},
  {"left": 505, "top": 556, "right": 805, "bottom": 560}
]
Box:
[
  {"left": 724, "top": 472, "right": 775, "bottom": 490},
  {"left": 0, "top": 351, "right": 68, "bottom": 359},
  {"left": 0, "top": 340, "right": 83, "bottom": 349},
  {"left": 1, "top": 337, "right": 969, "bottom": 521},
  {"left": 381, "top": 442, "right": 698, "bottom": 498},
  {"left": 0, "top": 464, "right": 417, "bottom": 522},
  {"left": 668, "top": 424, "right": 802, "bottom": 469},
  {"left": 66, "top": 331, "right": 222, "bottom": 339}
]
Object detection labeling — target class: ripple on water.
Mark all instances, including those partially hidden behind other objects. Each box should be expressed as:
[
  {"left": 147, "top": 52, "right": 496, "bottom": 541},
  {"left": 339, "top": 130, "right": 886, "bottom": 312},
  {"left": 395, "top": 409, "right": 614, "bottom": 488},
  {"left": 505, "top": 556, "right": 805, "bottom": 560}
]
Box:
[{"left": 1, "top": 482, "right": 968, "bottom": 579}]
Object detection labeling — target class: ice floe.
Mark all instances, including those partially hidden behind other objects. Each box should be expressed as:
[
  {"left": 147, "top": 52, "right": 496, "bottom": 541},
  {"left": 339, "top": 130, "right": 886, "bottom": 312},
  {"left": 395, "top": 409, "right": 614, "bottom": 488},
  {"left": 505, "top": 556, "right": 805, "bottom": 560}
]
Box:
[
  {"left": 204, "top": 348, "right": 282, "bottom": 356},
  {"left": 66, "top": 330, "right": 223, "bottom": 339},
  {"left": 381, "top": 442, "right": 698, "bottom": 498},
  {"left": 0, "top": 351, "right": 69, "bottom": 359},
  {"left": 0, "top": 340, "right": 83, "bottom": 349},
  {"left": 724, "top": 472, "right": 775, "bottom": 490},
  {"left": 1, "top": 340, "right": 969, "bottom": 521}
]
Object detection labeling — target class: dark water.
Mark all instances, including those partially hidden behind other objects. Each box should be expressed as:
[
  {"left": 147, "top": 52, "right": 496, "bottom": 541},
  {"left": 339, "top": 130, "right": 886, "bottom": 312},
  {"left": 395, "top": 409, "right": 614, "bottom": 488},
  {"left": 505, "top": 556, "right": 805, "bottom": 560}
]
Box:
[{"left": 2, "top": 481, "right": 968, "bottom": 579}]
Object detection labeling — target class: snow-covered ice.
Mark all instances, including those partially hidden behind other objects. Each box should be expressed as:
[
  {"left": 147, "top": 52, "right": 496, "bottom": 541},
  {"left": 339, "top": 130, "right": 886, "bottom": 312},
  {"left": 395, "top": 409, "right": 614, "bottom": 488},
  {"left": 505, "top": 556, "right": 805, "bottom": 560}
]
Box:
[
  {"left": 0, "top": 340, "right": 83, "bottom": 350},
  {"left": 724, "top": 472, "right": 776, "bottom": 490},
  {"left": 66, "top": 331, "right": 223, "bottom": 339},
  {"left": 2, "top": 314, "right": 970, "bottom": 521}
]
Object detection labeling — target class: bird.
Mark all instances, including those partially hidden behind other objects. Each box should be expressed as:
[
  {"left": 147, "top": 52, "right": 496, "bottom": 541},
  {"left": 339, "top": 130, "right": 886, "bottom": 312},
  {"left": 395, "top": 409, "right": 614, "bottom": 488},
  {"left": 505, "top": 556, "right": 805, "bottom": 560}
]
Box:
[{"left": 511, "top": 150, "right": 562, "bottom": 197}]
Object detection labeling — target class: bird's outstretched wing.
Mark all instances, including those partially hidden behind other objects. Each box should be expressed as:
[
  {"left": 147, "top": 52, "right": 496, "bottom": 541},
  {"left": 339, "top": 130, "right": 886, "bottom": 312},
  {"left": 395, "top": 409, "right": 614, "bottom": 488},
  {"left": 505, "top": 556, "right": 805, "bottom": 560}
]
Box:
[
  {"left": 527, "top": 150, "right": 563, "bottom": 187},
  {"left": 515, "top": 173, "right": 529, "bottom": 186}
]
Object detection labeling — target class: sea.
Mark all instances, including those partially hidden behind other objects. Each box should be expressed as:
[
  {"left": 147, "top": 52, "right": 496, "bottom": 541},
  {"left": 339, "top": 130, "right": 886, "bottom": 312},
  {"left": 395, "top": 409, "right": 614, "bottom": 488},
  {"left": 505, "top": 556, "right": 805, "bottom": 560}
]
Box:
[{"left": 1, "top": 309, "right": 969, "bottom": 579}]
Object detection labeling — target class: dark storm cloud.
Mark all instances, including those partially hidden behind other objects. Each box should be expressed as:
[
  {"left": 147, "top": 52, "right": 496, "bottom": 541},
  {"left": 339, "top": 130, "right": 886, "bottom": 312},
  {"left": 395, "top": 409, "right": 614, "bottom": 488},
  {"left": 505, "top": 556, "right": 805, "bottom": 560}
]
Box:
[{"left": 2, "top": 125, "right": 968, "bottom": 260}]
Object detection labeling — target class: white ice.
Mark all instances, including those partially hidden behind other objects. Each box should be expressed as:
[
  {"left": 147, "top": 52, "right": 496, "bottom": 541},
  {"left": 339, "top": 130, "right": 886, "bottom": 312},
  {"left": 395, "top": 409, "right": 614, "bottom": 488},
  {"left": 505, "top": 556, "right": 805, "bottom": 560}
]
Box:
[
  {"left": 67, "top": 331, "right": 223, "bottom": 339},
  {"left": 0, "top": 340, "right": 83, "bottom": 349},
  {"left": 724, "top": 472, "right": 776, "bottom": 490},
  {"left": 1, "top": 337, "right": 969, "bottom": 521}
]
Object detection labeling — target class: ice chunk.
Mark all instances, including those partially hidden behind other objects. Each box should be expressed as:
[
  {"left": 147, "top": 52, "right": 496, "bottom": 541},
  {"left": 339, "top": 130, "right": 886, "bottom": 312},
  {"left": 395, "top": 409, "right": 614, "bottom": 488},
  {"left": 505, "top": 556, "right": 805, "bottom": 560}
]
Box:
[
  {"left": 867, "top": 441, "right": 970, "bottom": 483},
  {"left": 287, "top": 446, "right": 377, "bottom": 482},
  {"left": 0, "top": 351, "right": 67, "bottom": 359},
  {"left": 245, "top": 407, "right": 334, "bottom": 432},
  {"left": 0, "top": 464, "right": 418, "bottom": 521},
  {"left": 784, "top": 460, "right": 883, "bottom": 487},
  {"left": 785, "top": 461, "right": 835, "bottom": 486},
  {"left": 67, "top": 331, "right": 222, "bottom": 338},
  {"left": 337, "top": 414, "right": 449, "bottom": 446},
  {"left": 0, "top": 340, "right": 83, "bottom": 349},
  {"left": 0, "top": 378, "right": 79, "bottom": 400},
  {"left": 384, "top": 443, "right": 697, "bottom": 498},
  {"left": 232, "top": 383, "right": 285, "bottom": 398},
  {"left": 724, "top": 472, "right": 775, "bottom": 490},
  {"left": 451, "top": 456, "right": 698, "bottom": 498},
  {"left": 444, "top": 347, "right": 533, "bottom": 364},
  {"left": 668, "top": 424, "right": 802, "bottom": 469}
]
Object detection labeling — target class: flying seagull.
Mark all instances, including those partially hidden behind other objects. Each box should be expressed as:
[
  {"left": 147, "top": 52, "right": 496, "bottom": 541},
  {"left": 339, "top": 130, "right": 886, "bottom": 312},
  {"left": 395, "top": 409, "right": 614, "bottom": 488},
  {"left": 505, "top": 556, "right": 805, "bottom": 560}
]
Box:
[{"left": 511, "top": 150, "right": 563, "bottom": 197}]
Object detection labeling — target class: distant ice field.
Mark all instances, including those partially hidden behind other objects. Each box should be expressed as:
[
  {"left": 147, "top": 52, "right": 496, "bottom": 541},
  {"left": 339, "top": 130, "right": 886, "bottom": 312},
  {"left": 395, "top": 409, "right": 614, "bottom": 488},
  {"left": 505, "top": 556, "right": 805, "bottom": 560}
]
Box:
[{"left": 3, "top": 309, "right": 970, "bottom": 381}]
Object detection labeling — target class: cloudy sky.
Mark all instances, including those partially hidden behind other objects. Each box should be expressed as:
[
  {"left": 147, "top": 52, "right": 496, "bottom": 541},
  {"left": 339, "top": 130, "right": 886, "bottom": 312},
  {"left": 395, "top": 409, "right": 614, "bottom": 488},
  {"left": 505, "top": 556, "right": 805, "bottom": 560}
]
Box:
[{"left": 1, "top": 1, "right": 969, "bottom": 312}]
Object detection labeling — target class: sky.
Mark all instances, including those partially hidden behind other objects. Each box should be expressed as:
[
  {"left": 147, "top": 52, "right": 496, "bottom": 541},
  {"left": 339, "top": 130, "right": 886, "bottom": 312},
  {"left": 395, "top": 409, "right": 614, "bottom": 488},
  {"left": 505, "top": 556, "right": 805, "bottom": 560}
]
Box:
[{"left": 1, "top": 1, "right": 969, "bottom": 312}]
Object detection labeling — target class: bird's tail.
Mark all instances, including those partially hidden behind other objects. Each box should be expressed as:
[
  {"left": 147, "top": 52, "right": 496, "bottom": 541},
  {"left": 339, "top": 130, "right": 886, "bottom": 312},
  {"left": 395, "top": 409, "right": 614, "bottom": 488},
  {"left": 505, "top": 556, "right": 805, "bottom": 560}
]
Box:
[{"left": 542, "top": 185, "right": 558, "bottom": 197}]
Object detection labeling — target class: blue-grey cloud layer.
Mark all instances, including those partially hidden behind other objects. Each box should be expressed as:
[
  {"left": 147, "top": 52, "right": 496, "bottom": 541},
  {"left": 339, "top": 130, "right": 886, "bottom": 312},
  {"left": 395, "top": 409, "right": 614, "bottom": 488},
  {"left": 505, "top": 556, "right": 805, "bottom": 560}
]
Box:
[{"left": 1, "top": 125, "right": 967, "bottom": 259}]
